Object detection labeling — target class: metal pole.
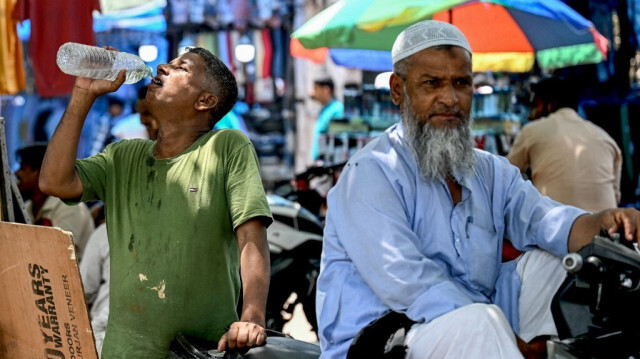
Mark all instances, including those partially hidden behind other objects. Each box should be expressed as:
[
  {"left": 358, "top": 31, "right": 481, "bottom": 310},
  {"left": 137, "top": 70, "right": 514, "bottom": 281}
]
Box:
[
  {"left": 0, "top": 117, "right": 31, "bottom": 224},
  {"left": 0, "top": 118, "right": 15, "bottom": 222}
]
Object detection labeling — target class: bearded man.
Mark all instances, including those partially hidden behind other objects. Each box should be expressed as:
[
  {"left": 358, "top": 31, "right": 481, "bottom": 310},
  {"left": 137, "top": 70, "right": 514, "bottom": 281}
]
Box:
[{"left": 315, "top": 20, "right": 640, "bottom": 359}]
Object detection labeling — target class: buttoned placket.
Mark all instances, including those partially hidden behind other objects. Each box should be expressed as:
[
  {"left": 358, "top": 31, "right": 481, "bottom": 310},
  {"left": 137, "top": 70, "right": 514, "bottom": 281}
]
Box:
[{"left": 441, "top": 177, "right": 472, "bottom": 256}]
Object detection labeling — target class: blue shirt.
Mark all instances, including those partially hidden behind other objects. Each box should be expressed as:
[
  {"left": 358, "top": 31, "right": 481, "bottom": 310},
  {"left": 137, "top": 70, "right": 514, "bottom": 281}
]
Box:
[
  {"left": 311, "top": 99, "right": 344, "bottom": 161},
  {"left": 316, "top": 122, "right": 586, "bottom": 359}
]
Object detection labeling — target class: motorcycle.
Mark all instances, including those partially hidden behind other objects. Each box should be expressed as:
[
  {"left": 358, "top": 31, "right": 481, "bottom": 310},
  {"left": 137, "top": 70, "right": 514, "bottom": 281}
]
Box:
[
  {"left": 169, "top": 330, "right": 321, "bottom": 358},
  {"left": 548, "top": 231, "right": 640, "bottom": 358},
  {"left": 265, "top": 194, "right": 324, "bottom": 334}
]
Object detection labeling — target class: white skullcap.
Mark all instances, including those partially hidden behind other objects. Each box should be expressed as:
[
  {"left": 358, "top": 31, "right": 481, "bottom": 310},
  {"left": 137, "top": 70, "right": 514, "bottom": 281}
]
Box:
[{"left": 392, "top": 20, "right": 472, "bottom": 65}]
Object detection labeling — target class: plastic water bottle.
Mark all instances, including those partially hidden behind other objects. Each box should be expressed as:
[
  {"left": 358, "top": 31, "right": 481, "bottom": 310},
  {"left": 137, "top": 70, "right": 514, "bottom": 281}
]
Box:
[{"left": 56, "top": 42, "right": 153, "bottom": 84}]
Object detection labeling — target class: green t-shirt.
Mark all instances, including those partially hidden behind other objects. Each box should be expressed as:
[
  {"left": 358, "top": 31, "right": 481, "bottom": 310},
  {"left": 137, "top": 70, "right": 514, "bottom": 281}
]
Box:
[{"left": 74, "top": 129, "right": 272, "bottom": 358}]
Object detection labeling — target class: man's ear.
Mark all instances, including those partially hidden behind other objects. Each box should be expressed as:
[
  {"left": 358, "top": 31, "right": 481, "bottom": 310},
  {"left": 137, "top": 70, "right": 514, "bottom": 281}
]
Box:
[
  {"left": 195, "top": 92, "right": 218, "bottom": 111},
  {"left": 390, "top": 73, "right": 405, "bottom": 106}
]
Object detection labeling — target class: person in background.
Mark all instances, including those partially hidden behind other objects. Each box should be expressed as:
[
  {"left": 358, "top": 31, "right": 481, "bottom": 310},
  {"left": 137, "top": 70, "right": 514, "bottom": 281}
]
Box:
[
  {"left": 15, "top": 144, "right": 95, "bottom": 258},
  {"left": 214, "top": 104, "right": 249, "bottom": 135},
  {"left": 316, "top": 20, "right": 640, "bottom": 359},
  {"left": 89, "top": 96, "right": 126, "bottom": 155},
  {"left": 110, "top": 85, "right": 154, "bottom": 141},
  {"left": 137, "top": 85, "right": 160, "bottom": 141},
  {"left": 39, "top": 46, "right": 272, "bottom": 358},
  {"left": 80, "top": 214, "right": 109, "bottom": 357},
  {"left": 508, "top": 76, "right": 622, "bottom": 213},
  {"left": 33, "top": 108, "right": 53, "bottom": 142},
  {"left": 310, "top": 78, "right": 344, "bottom": 164}
]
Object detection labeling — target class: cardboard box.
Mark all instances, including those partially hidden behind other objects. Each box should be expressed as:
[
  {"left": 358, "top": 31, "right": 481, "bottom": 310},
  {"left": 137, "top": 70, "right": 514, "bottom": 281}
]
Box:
[{"left": 0, "top": 222, "right": 97, "bottom": 359}]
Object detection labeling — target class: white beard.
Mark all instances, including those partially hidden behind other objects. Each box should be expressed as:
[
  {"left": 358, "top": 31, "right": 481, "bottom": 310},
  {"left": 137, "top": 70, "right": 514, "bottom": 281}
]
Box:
[{"left": 402, "top": 93, "right": 476, "bottom": 181}]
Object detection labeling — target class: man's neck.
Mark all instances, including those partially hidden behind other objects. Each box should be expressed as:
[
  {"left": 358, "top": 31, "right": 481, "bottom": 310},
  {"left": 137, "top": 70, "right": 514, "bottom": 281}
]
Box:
[
  {"left": 154, "top": 121, "right": 210, "bottom": 159},
  {"left": 446, "top": 176, "right": 462, "bottom": 205},
  {"left": 321, "top": 97, "right": 334, "bottom": 107}
]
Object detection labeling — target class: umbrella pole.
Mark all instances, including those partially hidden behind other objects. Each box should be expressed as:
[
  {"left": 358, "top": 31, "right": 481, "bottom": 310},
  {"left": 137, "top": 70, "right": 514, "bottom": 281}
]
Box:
[{"left": 448, "top": 9, "right": 453, "bottom": 23}]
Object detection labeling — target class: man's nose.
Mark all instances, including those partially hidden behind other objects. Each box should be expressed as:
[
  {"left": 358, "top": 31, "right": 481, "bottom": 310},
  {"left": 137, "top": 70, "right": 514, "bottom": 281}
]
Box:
[
  {"left": 157, "top": 64, "right": 169, "bottom": 75},
  {"left": 438, "top": 83, "right": 459, "bottom": 106}
]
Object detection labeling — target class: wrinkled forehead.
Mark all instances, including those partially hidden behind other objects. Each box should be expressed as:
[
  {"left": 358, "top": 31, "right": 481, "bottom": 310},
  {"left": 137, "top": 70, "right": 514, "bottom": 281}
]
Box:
[{"left": 407, "top": 46, "right": 472, "bottom": 73}]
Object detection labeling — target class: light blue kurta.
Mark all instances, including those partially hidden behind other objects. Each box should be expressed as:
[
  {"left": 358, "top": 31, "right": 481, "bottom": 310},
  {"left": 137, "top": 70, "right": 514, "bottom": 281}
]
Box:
[{"left": 316, "top": 122, "right": 586, "bottom": 359}]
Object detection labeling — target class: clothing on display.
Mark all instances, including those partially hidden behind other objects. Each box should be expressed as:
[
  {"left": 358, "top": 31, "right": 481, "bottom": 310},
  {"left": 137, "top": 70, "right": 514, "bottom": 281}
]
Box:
[
  {"left": 0, "top": 0, "right": 26, "bottom": 95},
  {"left": 260, "top": 28, "right": 273, "bottom": 78},
  {"left": 216, "top": 30, "right": 230, "bottom": 68},
  {"left": 254, "top": 29, "right": 264, "bottom": 78},
  {"left": 196, "top": 32, "right": 218, "bottom": 57},
  {"left": 13, "top": 0, "right": 100, "bottom": 97},
  {"left": 99, "top": 0, "right": 157, "bottom": 13}
]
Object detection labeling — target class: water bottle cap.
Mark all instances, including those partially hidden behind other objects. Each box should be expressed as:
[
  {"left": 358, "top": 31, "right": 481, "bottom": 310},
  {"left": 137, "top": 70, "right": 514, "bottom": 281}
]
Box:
[{"left": 146, "top": 65, "right": 154, "bottom": 78}]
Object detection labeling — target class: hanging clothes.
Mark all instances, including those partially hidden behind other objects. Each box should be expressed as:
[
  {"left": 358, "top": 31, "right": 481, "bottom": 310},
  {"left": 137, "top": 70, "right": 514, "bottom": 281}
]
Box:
[
  {"left": 261, "top": 28, "right": 273, "bottom": 78},
  {"left": 99, "top": 0, "right": 156, "bottom": 13},
  {"left": 270, "top": 27, "right": 285, "bottom": 78},
  {"left": 217, "top": 31, "right": 230, "bottom": 69},
  {"left": 255, "top": 28, "right": 274, "bottom": 103},
  {"left": 231, "top": 0, "right": 250, "bottom": 28},
  {"left": 0, "top": 0, "right": 26, "bottom": 95},
  {"left": 226, "top": 30, "right": 236, "bottom": 74},
  {"left": 196, "top": 32, "right": 218, "bottom": 56},
  {"left": 253, "top": 29, "right": 264, "bottom": 79},
  {"left": 230, "top": 30, "right": 243, "bottom": 83},
  {"left": 13, "top": 0, "right": 101, "bottom": 97}
]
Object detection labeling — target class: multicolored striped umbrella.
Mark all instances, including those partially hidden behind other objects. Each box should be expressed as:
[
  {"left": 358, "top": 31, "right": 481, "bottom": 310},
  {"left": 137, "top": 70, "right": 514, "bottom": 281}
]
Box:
[{"left": 291, "top": 0, "right": 608, "bottom": 72}]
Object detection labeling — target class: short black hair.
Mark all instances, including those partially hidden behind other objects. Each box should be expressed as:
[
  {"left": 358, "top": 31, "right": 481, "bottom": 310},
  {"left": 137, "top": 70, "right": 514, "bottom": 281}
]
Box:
[
  {"left": 530, "top": 76, "right": 579, "bottom": 111},
  {"left": 186, "top": 47, "right": 239, "bottom": 128},
  {"left": 17, "top": 144, "right": 48, "bottom": 170},
  {"left": 107, "top": 96, "right": 124, "bottom": 108},
  {"left": 314, "top": 78, "right": 335, "bottom": 94}
]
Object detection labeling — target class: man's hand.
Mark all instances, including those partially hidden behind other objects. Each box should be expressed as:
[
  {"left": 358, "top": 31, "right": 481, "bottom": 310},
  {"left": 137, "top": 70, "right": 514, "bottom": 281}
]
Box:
[
  {"left": 569, "top": 207, "right": 640, "bottom": 252},
  {"left": 73, "top": 46, "right": 126, "bottom": 99},
  {"left": 217, "top": 321, "right": 267, "bottom": 352},
  {"left": 599, "top": 207, "right": 640, "bottom": 242}
]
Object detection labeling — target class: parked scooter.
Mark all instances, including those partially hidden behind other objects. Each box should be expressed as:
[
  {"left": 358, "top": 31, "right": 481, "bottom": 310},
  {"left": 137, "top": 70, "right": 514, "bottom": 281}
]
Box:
[
  {"left": 548, "top": 231, "right": 640, "bottom": 358},
  {"left": 265, "top": 194, "right": 323, "bottom": 334},
  {"left": 273, "top": 163, "right": 346, "bottom": 220}
]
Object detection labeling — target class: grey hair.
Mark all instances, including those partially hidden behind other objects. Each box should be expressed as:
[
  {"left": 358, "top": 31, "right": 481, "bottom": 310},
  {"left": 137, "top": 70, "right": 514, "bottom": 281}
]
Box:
[{"left": 393, "top": 57, "right": 411, "bottom": 79}]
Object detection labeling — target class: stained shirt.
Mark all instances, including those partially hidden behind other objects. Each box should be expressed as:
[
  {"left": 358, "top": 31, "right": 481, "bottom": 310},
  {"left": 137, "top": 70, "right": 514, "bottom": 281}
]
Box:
[
  {"left": 72, "top": 130, "right": 272, "bottom": 358},
  {"left": 316, "top": 122, "right": 586, "bottom": 359}
]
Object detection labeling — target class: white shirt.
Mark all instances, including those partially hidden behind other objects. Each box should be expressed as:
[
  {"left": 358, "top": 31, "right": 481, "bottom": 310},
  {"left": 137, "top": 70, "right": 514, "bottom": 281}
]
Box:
[
  {"left": 80, "top": 223, "right": 110, "bottom": 321},
  {"left": 26, "top": 196, "right": 95, "bottom": 258}
]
